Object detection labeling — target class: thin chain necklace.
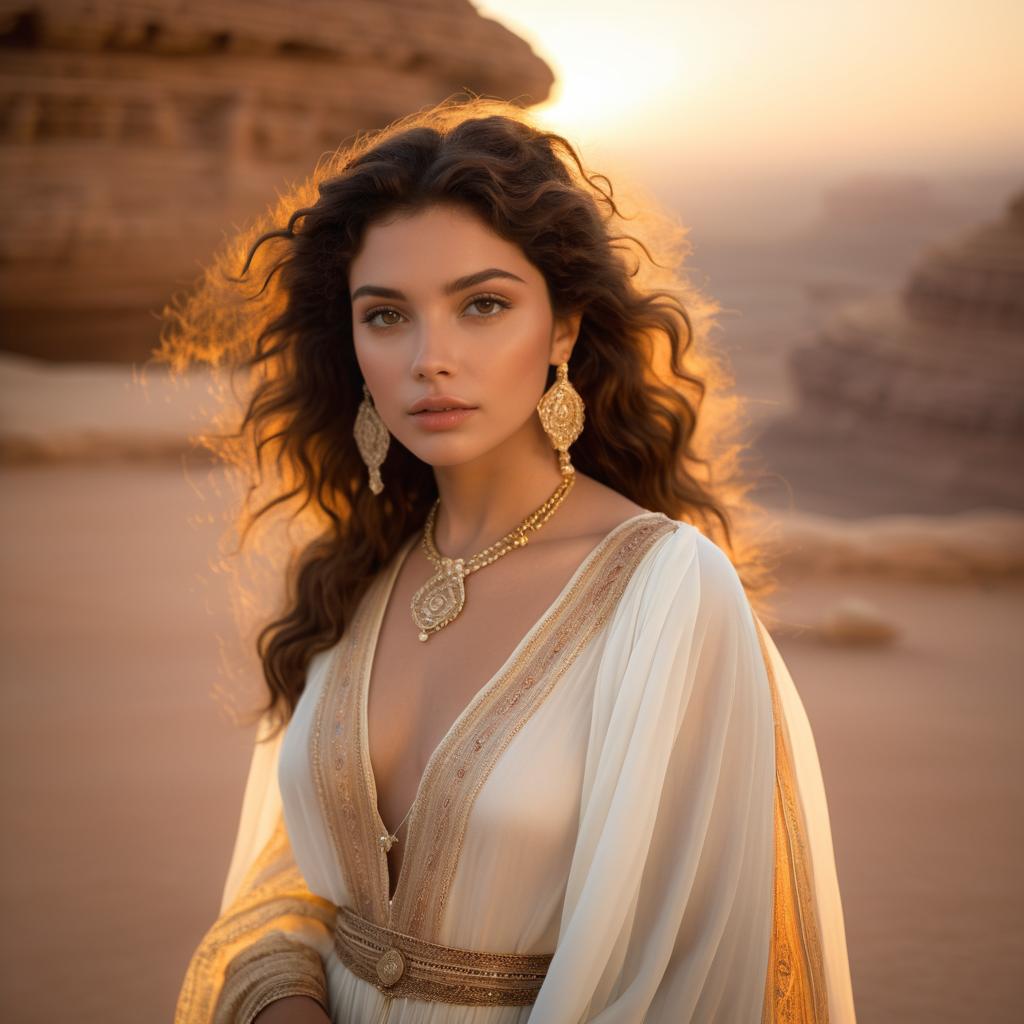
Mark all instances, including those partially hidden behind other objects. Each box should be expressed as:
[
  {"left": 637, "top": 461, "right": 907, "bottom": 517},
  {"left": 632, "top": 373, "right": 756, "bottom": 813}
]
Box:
[
  {"left": 377, "top": 802, "right": 415, "bottom": 855},
  {"left": 409, "top": 471, "right": 575, "bottom": 642}
]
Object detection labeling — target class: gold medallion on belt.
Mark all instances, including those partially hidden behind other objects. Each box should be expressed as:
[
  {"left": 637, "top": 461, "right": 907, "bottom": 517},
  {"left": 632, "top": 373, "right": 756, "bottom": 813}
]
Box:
[{"left": 376, "top": 946, "right": 406, "bottom": 987}]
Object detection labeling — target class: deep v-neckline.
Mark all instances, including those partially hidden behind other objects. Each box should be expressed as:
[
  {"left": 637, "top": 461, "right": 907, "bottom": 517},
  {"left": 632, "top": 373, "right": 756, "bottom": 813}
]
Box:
[{"left": 359, "top": 510, "right": 664, "bottom": 912}]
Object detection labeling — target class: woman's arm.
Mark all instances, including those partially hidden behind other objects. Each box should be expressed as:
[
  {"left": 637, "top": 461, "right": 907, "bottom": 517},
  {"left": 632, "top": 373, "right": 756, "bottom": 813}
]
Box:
[
  {"left": 253, "top": 995, "right": 331, "bottom": 1023},
  {"left": 174, "top": 718, "right": 336, "bottom": 1024}
]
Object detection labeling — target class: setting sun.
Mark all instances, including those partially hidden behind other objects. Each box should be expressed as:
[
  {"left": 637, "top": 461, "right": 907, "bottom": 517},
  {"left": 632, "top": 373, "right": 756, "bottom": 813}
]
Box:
[{"left": 528, "top": 25, "right": 691, "bottom": 143}]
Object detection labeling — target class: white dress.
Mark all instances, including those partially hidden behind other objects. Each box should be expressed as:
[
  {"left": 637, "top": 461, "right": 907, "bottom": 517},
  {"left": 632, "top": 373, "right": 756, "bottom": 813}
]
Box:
[{"left": 175, "top": 512, "right": 857, "bottom": 1023}]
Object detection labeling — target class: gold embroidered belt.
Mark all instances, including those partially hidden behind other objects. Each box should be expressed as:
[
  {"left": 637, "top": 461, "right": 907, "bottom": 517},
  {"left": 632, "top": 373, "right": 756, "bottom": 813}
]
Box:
[{"left": 332, "top": 904, "right": 553, "bottom": 1005}]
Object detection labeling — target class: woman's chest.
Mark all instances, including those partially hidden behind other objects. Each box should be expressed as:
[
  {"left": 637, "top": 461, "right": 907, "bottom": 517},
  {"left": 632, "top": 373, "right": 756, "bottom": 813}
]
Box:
[{"left": 365, "top": 538, "right": 605, "bottom": 845}]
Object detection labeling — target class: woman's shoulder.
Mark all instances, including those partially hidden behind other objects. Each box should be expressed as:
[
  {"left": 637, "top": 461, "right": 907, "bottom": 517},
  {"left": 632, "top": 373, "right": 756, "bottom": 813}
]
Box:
[
  {"left": 567, "top": 478, "right": 745, "bottom": 599},
  {"left": 594, "top": 517, "right": 762, "bottom": 710},
  {"left": 558, "top": 467, "right": 749, "bottom": 616},
  {"left": 622, "top": 514, "right": 750, "bottom": 619}
]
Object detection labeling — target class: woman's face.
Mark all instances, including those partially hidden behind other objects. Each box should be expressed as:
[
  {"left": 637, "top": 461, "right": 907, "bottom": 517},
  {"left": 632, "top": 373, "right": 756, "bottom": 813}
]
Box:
[{"left": 349, "top": 203, "right": 579, "bottom": 469}]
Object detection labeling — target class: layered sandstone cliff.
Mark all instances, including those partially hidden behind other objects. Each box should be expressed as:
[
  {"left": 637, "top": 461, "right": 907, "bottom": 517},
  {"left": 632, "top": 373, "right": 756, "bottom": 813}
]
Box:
[
  {"left": 0, "top": 1, "right": 554, "bottom": 361},
  {"left": 757, "top": 190, "right": 1024, "bottom": 513}
]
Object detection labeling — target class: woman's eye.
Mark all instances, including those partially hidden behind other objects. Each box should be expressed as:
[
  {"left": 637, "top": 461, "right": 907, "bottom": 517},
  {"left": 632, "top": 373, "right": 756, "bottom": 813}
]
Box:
[
  {"left": 464, "top": 295, "right": 511, "bottom": 318},
  {"left": 361, "top": 307, "right": 404, "bottom": 328}
]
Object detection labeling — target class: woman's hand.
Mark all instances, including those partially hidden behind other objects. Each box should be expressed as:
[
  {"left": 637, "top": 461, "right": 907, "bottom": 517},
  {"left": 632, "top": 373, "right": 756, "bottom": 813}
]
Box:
[{"left": 252, "top": 994, "right": 331, "bottom": 1023}]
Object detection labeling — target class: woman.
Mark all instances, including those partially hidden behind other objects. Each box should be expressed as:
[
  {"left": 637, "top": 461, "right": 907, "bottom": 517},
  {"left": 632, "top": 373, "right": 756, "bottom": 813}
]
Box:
[{"left": 164, "top": 97, "right": 855, "bottom": 1023}]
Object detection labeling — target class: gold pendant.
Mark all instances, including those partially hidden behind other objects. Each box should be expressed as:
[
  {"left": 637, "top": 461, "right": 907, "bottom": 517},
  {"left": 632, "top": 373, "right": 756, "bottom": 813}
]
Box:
[{"left": 410, "top": 557, "right": 466, "bottom": 641}]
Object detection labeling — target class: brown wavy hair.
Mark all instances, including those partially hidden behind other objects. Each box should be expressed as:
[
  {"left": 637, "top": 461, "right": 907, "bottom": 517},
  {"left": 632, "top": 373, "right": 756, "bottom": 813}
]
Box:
[{"left": 153, "top": 95, "right": 776, "bottom": 732}]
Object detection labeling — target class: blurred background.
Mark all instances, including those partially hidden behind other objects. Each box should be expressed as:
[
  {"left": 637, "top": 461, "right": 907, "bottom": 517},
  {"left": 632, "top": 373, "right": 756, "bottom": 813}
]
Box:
[{"left": 1, "top": 1, "right": 1021, "bottom": 1020}]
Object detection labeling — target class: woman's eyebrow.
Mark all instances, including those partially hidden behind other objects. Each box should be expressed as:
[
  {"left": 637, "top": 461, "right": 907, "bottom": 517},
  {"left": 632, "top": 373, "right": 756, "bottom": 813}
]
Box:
[{"left": 350, "top": 267, "right": 526, "bottom": 302}]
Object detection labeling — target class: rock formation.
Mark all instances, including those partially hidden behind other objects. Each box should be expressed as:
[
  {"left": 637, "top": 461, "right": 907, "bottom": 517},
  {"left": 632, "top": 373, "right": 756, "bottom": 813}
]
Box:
[
  {"left": 756, "top": 189, "right": 1024, "bottom": 515},
  {"left": 0, "top": 1, "right": 553, "bottom": 362}
]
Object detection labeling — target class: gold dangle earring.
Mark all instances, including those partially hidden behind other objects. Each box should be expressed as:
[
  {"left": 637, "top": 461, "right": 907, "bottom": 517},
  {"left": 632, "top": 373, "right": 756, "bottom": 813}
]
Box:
[
  {"left": 536, "top": 360, "right": 585, "bottom": 477},
  {"left": 353, "top": 382, "right": 390, "bottom": 495}
]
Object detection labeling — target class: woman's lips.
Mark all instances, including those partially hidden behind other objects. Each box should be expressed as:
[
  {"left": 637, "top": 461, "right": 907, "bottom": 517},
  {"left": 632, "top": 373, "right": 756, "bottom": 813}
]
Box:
[{"left": 410, "top": 407, "right": 478, "bottom": 430}]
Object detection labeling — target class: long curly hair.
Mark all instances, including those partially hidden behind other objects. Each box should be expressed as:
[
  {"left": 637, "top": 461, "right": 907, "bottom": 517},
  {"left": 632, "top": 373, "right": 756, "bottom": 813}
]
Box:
[{"left": 154, "top": 95, "right": 776, "bottom": 731}]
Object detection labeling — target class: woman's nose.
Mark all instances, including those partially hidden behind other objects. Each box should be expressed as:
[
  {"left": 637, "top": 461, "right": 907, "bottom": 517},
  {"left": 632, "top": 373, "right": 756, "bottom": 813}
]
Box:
[{"left": 409, "top": 317, "right": 457, "bottom": 380}]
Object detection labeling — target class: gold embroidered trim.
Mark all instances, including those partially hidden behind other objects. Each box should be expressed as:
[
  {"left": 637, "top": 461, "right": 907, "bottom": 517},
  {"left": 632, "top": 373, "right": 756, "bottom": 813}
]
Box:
[
  {"left": 756, "top": 620, "right": 830, "bottom": 1023},
  {"left": 174, "top": 814, "right": 336, "bottom": 1024},
  {"left": 310, "top": 542, "right": 417, "bottom": 925},
  {"left": 216, "top": 932, "right": 328, "bottom": 1024},
  {"left": 311, "top": 513, "right": 678, "bottom": 942},
  {"left": 332, "top": 904, "right": 553, "bottom": 1005}
]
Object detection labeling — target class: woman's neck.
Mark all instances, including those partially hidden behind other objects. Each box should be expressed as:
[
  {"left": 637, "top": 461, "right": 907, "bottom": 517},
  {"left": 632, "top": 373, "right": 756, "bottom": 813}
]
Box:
[{"left": 430, "top": 421, "right": 570, "bottom": 557}]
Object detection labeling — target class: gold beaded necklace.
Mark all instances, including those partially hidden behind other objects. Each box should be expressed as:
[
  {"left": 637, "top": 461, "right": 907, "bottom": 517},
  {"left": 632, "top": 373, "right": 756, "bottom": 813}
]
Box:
[{"left": 409, "top": 472, "right": 575, "bottom": 642}]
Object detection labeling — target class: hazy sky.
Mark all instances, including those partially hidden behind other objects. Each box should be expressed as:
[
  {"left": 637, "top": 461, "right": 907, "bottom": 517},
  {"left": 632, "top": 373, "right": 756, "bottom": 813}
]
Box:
[{"left": 475, "top": 0, "right": 1023, "bottom": 194}]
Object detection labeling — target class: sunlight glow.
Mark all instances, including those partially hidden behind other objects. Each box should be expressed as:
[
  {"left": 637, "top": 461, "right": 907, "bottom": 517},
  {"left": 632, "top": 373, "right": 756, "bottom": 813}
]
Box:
[
  {"left": 474, "top": 0, "right": 1024, "bottom": 176},
  {"left": 528, "top": 27, "right": 694, "bottom": 143}
]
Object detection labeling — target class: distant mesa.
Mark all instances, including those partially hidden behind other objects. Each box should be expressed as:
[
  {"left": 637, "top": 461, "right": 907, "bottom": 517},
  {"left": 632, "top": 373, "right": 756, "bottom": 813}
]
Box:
[
  {"left": 902, "top": 190, "right": 1024, "bottom": 334},
  {"left": 757, "top": 188, "right": 1024, "bottom": 515},
  {"left": 0, "top": 0, "right": 554, "bottom": 363}
]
